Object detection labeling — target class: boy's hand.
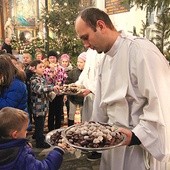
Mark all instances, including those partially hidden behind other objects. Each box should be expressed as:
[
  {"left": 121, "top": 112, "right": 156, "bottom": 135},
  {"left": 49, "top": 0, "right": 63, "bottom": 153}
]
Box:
[{"left": 53, "top": 85, "right": 60, "bottom": 93}]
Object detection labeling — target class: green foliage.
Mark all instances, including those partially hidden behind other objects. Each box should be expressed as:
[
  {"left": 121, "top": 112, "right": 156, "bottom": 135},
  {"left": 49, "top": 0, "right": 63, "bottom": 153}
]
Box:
[
  {"left": 11, "top": 35, "right": 45, "bottom": 57},
  {"left": 164, "top": 45, "right": 170, "bottom": 61},
  {"left": 124, "top": 0, "right": 170, "bottom": 11},
  {"left": 40, "top": 0, "right": 85, "bottom": 61},
  {"left": 151, "top": 8, "right": 170, "bottom": 59},
  {"left": 140, "top": 20, "right": 149, "bottom": 37},
  {"left": 125, "top": 0, "right": 170, "bottom": 60}
]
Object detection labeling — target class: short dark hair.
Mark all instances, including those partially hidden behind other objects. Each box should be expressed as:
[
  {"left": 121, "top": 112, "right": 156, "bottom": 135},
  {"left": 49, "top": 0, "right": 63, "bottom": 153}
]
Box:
[
  {"left": 29, "top": 59, "right": 42, "bottom": 68},
  {"left": 78, "top": 7, "right": 115, "bottom": 31}
]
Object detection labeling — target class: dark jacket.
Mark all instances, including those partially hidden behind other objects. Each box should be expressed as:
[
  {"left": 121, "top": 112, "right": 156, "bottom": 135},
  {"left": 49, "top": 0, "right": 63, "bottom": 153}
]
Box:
[
  {"left": 1, "top": 43, "right": 12, "bottom": 54},
  {"left": 0, "top": 77, "right": 27, "bottom": 112},
  {"left": 0, "top": 138, "right": 64, "bottom": 170},
  {"left": 66, "top": 68, "right": 84, "bottom": 105}
]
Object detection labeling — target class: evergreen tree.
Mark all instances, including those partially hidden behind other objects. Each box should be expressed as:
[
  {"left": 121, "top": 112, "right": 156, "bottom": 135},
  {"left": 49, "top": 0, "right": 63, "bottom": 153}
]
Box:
[
  {"left": 124, "top": 0, "right": 170, "bottom": 11},
  {"left": 151, "top": 8, "right": 170, "bottom": 59},
  {"left": 123, "top": 1, "right": 170, "bottom": 60},
  {"left": 40, "top": 0, "right": 85, "bottom": 60}
]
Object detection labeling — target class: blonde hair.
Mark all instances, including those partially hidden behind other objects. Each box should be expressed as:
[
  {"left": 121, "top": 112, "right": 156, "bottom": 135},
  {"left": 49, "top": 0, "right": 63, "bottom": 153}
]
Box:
[{"left": 0, "top": 107, "right": 29, "bottom": 138}]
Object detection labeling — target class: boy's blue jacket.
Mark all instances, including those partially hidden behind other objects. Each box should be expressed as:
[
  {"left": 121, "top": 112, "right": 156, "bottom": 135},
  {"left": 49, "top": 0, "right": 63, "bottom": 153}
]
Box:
[{"left": 0, "top": 138, "right": 64, "bottom": 170}]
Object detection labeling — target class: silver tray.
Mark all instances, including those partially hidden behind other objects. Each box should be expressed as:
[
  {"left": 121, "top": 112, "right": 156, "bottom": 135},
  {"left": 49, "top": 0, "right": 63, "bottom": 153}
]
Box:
[
  {"left": 60, "top": 91, "right": 82, "bottom": 96},
  {"left": 62, "top": 122, "right": 126, "bottom": 151},
  {"left": 59, "top": 85, "right": 82, "bottom": 96},
  {"left": 46, "top": 128, "right": 65, "bottom": 146}
]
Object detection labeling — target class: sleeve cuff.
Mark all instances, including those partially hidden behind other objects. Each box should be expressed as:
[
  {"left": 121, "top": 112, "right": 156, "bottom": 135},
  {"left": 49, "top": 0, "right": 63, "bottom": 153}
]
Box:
[
  {"left": 53, "top": 147, "right": 65, "bottom": 155},
  {"left": 128, "top": 132, "right": 141, "bottom": 146}
]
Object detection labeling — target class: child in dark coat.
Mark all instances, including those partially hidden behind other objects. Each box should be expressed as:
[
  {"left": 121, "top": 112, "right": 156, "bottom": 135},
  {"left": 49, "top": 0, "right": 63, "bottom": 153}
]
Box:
[{"left": 0, "top": 107, "right": 64, "bottom": 170}]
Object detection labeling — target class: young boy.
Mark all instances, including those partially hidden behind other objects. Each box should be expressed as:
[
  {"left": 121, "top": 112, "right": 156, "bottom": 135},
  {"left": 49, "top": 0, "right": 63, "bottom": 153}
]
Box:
[
  {"left": 30, "top": 60, "right": 59, "bottom": 148},
  {"left": 0, "top": 107, "right": 64, "bottom": 170}
]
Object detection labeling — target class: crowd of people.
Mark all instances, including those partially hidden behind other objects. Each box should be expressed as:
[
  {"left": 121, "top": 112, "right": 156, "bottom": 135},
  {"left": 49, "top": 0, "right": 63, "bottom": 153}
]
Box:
[
  {"left": 0, "top": 46, "right": 88, "bottom": 145},
  {"left": 0, "top": 6, "right": 170, "bottom": 170}
]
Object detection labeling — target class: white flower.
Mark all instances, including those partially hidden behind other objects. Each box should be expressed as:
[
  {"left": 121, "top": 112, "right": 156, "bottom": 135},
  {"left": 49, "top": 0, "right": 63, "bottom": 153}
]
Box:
[
  {"left": 64, "top": 3, "right": 67, "bottom": 6},
  {"left": 66, "top": 21, "right": 70, "bottom": 25}
]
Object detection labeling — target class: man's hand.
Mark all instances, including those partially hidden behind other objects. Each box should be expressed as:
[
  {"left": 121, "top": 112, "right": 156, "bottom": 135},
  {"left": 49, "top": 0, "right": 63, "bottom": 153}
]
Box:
[
  {"left": 117, "top": 127, "right": 133, "bottom": 145},
  {"left": 79, "top": 89, "right": 91, "bottom": 97}
]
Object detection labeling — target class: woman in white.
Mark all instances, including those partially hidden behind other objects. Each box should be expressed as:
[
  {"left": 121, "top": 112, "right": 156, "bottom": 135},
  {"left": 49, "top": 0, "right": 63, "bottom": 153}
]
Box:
[{"left": 76, "top": 48, "right": 104, "bottom": 122}]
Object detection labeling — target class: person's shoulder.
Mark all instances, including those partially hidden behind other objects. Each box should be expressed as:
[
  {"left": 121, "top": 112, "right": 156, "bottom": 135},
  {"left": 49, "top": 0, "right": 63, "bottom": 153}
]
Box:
[
  {"left": 14, "top": 77, "right": 25, "bottom": 82},
  {"left": 11, "top": 78, "right": 27, "bottom": 90},
  {"left": 30, "top": 74, "right": 41, "bottom": 80},
  {"left": 12, "top": 77, "right": 24, "bottom": 84},
  {"left": 123, "top": 33, "right": 148, "bottom": 45},
  {"left": 1, "top": 42, "right": 7, "bottom": 48},
  {"left": 70, "top": 67, "right": 78, "bottom": 72},
  {"left": 55, "top": 64, "right": 64, "bottom": 71}
]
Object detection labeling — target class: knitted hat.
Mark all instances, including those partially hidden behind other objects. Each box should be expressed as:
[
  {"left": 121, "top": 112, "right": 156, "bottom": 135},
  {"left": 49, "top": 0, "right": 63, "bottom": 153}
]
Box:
[
  {"left": 78, "top": 52, "right": 86, "bottom": 61},
  {"left": 47, "top": 50, "right": 58, "bottom": 58},
  {"left": 60, "top": 54, "right": 70, "bottom": 61}
]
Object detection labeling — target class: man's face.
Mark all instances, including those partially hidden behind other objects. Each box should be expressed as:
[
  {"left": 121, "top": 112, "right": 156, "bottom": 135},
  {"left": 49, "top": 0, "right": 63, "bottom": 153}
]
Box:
[{"left": 75, "top": 17, "right": 104, "bottom": 53}]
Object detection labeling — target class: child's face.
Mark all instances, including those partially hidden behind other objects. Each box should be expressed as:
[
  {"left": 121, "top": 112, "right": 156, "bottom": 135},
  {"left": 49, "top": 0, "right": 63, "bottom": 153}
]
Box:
[
  {"left": 36, "top": 54, "right": 43, "bottom": 60},
  {"left": 35, "top": 63, "right": 45, "bottom": 75},
  {"left": 77, "top": 58, "right": 85, "bottom": 70},
  {"left": 48, "top": 56, "right": 57, "bottom": 64},
  {"left": 61, "top": 59, "right": 69, "bottom": 68},
  {"left": 12, "top": 121, "right": 28, "bottom": 139},
  {"left": 23, "top": 54, "right": 32, "bottom": 64}
]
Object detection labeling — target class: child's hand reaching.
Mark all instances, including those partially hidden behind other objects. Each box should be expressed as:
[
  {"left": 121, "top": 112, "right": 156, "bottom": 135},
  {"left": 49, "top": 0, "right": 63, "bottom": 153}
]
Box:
[
  {"left": 53, "top": 85, "right": 60, "bottom": 93},
  {"left": 51, "top": 138, "right": 75, "bottom": 155}
]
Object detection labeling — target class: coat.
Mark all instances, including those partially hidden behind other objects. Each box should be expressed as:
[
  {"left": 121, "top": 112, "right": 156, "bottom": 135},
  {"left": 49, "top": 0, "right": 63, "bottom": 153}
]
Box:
[
  {"left": 0, "top": 138, "right": 64, "bottom": 170},
  {"left": 92, "top": 32, "right": 170, "bottom": 170},
  {"left": 30, "top": 74, "right": 54, "bottom": 117},
  {"left": 0, "top": 77, "right": 27, "bottom": 112},
  {"left": 66, "top": 68, "right": 84, "bottom": 105},
  {"left": 76, "top": 49, "right": 104, "bottom": 122}
]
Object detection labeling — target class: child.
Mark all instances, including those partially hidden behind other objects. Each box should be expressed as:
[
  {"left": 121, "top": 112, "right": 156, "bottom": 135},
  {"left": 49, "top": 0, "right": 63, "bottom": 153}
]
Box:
[
  {"left": 60, "top": 53, "right": 73, "bottom": 72},
  {"left": 22, "top": 52, "right": 32, "bottom": 69},
  {"left": 65, "top": 52, "right": 86, "bottom": 126},
  {"left": 60, "top": 53, "right": 73, "bottom": 122},
  {"left": 44, "top": 51, "right": 67, "bottom": 131},
  {"left": 30, "top": 60, "right": 59, "bottom": 148},
  {"left": 0, "top": 55, "right": 27, "bottom": 111},
  {"left": 0, "top": 107, "right": 64, "bottom": 170}
]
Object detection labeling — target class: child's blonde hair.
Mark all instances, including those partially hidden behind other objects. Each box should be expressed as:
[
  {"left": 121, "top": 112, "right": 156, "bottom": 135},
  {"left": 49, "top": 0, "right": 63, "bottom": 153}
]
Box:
[{"left": 0, "top": 107, "right": 29, "bottom": 138}]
